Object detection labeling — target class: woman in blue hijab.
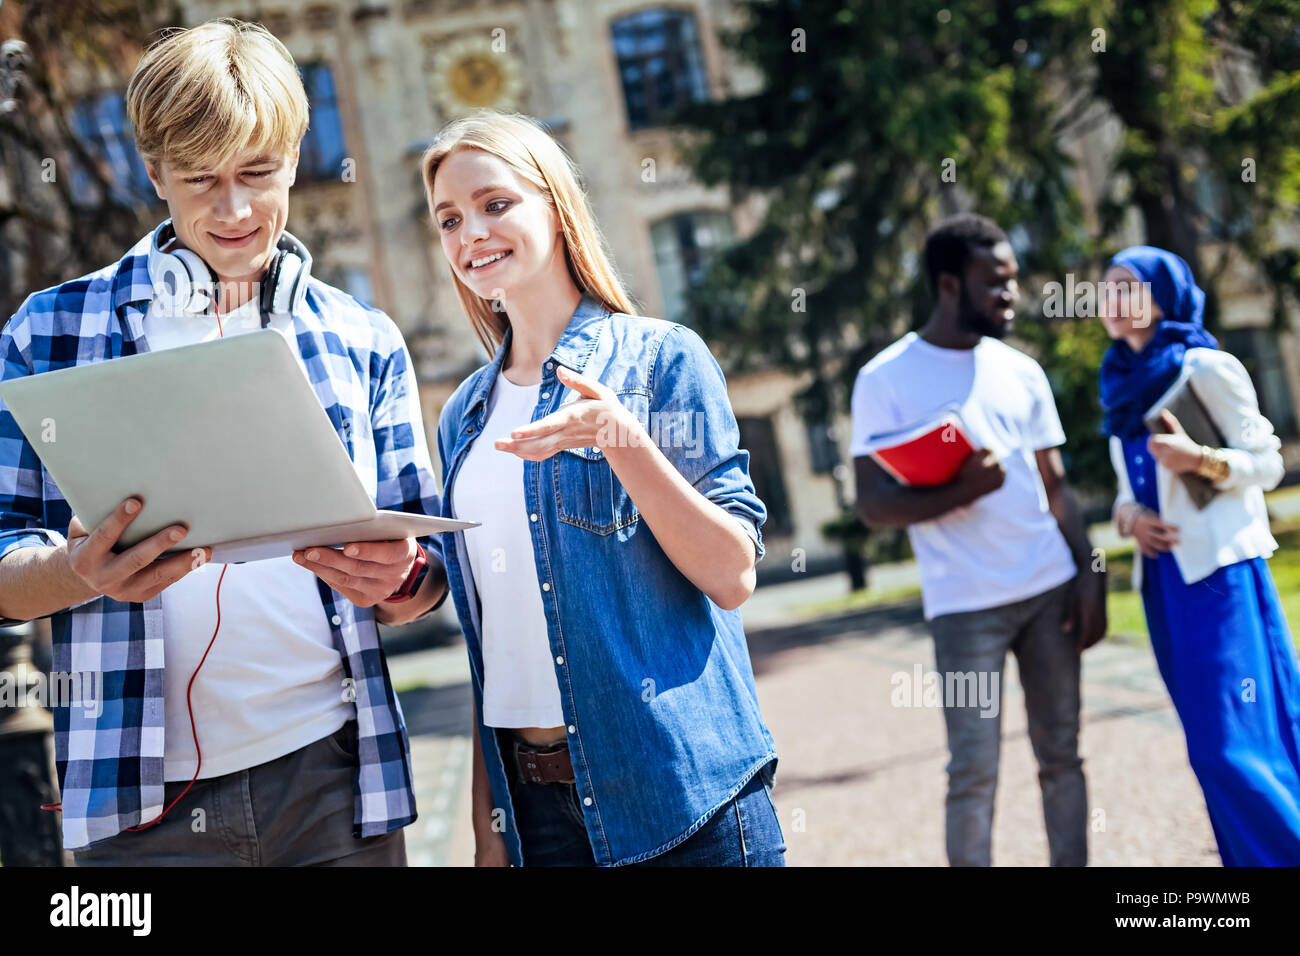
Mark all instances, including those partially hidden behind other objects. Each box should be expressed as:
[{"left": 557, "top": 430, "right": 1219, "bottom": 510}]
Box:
[{"left": 1099, "top": 245, "right": 1300, "bottom": 865}]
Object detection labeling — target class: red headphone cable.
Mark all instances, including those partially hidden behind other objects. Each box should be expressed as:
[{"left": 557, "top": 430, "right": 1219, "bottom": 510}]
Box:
[
  {"left": 43, "top": 285, "right": 232, "bottom": 826},
  {"left": 125, "top": 292, "right": 229, "bottom": 832}
]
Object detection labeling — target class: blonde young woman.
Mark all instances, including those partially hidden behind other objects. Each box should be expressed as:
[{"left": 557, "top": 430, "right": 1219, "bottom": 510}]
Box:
[{"left": 422, "top": 112, "right": 783, "bottom": 867}]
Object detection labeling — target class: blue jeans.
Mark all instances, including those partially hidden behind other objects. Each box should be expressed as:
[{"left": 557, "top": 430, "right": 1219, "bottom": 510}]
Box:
[{"left": 507, "top": 769, "right": 786, "bottom": 867}]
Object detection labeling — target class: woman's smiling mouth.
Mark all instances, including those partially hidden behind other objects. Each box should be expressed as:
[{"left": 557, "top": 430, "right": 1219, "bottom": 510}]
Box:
[{"left": 467, "top": 249, "right": 512, "bottom": 272}]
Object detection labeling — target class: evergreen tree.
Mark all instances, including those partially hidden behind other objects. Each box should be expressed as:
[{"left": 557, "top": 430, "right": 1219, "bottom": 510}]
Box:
[{"left": 676, "top": 0, "right": 1300, "bottom": 494}]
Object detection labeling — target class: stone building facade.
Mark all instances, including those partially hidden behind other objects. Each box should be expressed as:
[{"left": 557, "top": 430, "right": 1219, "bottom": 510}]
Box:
[
  {"left": 49, "top": 0, "right": 1300, "bottom": 593},
  {"left": 175, "top": 0, "right": 850, "bottom": 575}
]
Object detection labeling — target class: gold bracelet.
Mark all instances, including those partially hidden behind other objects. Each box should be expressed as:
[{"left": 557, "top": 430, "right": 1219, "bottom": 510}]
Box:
[{"left": 1195, "top": 445, "right": 1231, "bottom": 483}]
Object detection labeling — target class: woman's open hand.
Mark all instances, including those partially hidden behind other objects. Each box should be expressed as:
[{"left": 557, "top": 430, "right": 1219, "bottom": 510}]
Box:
[{"left": 494, "top": 365, "right": 643, "bottom": 461}]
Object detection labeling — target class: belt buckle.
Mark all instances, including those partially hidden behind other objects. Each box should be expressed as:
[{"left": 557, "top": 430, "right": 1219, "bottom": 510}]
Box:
[
  {"left": 514, "top": 737, "right": 571, "bottom": 785},
  {"left": 514, "top": 740, "right": 547, "bottom": 785}
]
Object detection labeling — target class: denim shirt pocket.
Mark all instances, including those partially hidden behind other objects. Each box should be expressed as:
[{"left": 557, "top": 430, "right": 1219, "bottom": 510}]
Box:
[{"left": 552, "top": 389, "right": 648, "bottom": 536}]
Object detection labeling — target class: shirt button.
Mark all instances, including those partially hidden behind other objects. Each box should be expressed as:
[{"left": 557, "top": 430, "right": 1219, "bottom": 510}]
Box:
[
  {"left": 331, "top": 614, "right": 342, "bottom": 626},
  {"left": 555, "top": 655, "right": 564, "bottom": 665},
  {"left": 542, "top": 582, "right": 551, "bottom": 592},
  {"left": 541, "top": 391, "right": 550, "bottom": 400},
  {"left": 466, "top": 426, "right": 475, "bottom": 434},
  {"left": 567, "top": 725, "right": 576, "bottom": 734},
  {"left": 545, "top": 362, "right": 554, "bottom": 371},
  {"left": 583, "top": 797, "right": 592, "bottom": 806}
]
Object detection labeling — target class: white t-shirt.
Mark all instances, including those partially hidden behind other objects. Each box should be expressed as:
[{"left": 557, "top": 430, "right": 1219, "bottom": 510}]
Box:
[
  {"left": 850, "top": 332, "right": 1077, "bottom": 620},
  {"left": 450, "top": 371, "right": 563, "bottom": 729},
  {"left": 144, "top": 295, "right": 353, "bottom": 781}
]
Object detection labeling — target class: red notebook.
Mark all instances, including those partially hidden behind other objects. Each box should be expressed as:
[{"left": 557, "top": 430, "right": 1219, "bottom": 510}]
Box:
[{"left": 866, "top": 410, "right": 975, "bottom": 486}]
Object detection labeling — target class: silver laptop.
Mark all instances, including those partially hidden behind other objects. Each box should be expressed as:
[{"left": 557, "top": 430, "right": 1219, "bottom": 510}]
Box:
[{"left": 0, "top": 328, "right": 476, "bottom": 563}]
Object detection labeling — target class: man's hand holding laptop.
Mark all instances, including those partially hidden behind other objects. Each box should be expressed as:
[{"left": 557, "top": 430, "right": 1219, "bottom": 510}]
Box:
[
  {"left": 65, "top": 496, "right": 211, "bottom": 605},
  {"left": 293, "top": 537, "right": 423, "bottom": 609},
  {"left": 64, "top": 494, "right": 432, "bottom": 621}
]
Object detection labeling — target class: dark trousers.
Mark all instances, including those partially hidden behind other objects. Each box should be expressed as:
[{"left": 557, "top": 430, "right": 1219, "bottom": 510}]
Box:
[{"left": 73, "top": 721, "right": 406, "bottom": 867}]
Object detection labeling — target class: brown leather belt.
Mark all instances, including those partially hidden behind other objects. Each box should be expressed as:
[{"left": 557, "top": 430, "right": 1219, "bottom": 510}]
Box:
[{"left": 502, "top": 733, "right": 574, "bottom": 785}]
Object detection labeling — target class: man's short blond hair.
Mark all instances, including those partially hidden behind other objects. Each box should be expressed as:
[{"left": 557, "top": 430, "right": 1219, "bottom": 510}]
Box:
[{"left": 126, "top": 18, "right": 308, "bottom": 171}]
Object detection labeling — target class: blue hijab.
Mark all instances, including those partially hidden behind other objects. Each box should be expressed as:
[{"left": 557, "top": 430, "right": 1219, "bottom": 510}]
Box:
[{"left": 1098, "top": 246, "right": 1218, "bottom": 440}]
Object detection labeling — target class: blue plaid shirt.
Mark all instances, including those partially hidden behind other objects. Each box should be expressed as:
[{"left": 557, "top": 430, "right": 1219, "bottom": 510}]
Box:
[{"left": 0, "top": 226, "right": 443, "bottom": 850}]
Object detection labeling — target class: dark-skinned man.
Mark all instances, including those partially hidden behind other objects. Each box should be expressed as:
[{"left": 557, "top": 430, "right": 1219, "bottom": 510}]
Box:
[{"left": 851, "top": 213, "right": 1106, "bottom": 867}]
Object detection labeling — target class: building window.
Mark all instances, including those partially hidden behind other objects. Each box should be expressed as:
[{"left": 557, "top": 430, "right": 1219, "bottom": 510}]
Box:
[
  {"left": 650, "top": 209, "right": 734, "bottom": 323},
  {"left": 69, "top": 91, "right": 155, "bottom": 207},
  {"left": 1221, "top": 328, "right": 1299, "bottom": 440},
  {"left": 298, "top": 64, "right": 347, "bottom": 183},
  {"left": 737, "top": 416, "right": 792, "bottom": 538},
  {"left": 610, "top": 7, "right": 710, "bottom": 130}
]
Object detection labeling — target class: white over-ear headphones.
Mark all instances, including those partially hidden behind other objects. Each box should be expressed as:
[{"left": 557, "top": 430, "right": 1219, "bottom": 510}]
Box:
[
  {"left": 146, "top": 219, "right": 313, "bottom": 325},
  {"left": 258, "top": 232, "right": 312, "bottom": 322},
  {"left": 147, "top": 221, "right": 213, "bottom": 315}
]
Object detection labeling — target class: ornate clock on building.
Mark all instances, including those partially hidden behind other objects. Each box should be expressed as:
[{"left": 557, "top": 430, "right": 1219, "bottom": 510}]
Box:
[{"left": 429, "top": 34, "right": 523, "bottom": 115}]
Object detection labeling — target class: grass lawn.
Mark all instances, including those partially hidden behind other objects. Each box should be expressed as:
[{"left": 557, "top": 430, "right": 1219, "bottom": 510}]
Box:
[
  {"left": 793, "top": 582, "right": 925, "bottom": 616},
  {"left": 1105, "top": 521, "right": 1300, "bottom": 647},
  {"left": 793, "top": 575, "right": 921, "bottom": 618},
  {"left": 1266, "top": 484, "right": 1300, "bottom": 510}
]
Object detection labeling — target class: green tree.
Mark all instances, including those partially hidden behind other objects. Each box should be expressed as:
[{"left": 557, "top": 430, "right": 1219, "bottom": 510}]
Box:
[
  {"left": 675, "top": 0, "right": 1300, "bottom": 496},
  {"left": 1040, "top": 0, "right": 1300, "bottom": 323},
  {"left": 0, "top": 0, "right": 172, "bottom": 320}
]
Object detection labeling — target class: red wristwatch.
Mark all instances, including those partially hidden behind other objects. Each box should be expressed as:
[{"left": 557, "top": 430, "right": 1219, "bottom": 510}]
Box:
[{"left": 384, "top": 546, "right": 429, "bottom": 603}]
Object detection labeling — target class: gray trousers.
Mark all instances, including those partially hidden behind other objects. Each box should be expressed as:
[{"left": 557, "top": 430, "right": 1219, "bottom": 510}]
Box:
[
  {"left": 929, "top": 580, "right": 1086, "bottom": 866},
  {"left": 72, "top": 720, "right": 407, "bottom": 867}
]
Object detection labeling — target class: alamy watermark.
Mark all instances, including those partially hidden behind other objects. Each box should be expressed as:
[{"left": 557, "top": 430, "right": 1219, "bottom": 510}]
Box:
[
  {"left": 50, "top": 886, "right": 151, "bottom": 936},
  {"left": 0, "top": 664, "right": 103, "bottom": 718},
  {"left": 150, "top": 271, "right": 265, "bottom": 317},
  {"left": 891, "top": 663, "right": 1000, "bottom": 718},
  {"left": 1041, "top": 275, "right": 1152, "bottom": 323},
  {"left": 596, "top": 410, "right": 708, "bottom": 459}
]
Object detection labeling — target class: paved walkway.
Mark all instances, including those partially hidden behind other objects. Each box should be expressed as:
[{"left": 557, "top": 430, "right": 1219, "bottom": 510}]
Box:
[
  {"left": 391, "top": 573, "right": 1219, "bottom": 866},
  {"left": 741, "top": 601, "right": 1216, "bottom": 866}
]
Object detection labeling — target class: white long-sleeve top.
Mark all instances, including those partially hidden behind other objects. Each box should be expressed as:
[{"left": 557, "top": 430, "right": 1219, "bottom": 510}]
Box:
[{"left": 1109, "top": 347, "right": 1284, "bottom": 590}]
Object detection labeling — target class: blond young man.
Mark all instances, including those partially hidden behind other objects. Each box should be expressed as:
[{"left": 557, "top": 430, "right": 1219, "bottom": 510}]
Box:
[{"left": 0, "top": 19, "right": 446, "bottom": 865}]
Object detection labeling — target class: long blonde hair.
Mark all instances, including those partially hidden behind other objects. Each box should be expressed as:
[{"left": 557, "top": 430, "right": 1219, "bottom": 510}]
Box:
[{"left": 421, "top": 112, "right": 636, "bottom": 356}]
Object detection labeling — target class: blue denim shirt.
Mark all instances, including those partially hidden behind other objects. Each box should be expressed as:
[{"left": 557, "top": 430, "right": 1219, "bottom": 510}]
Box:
[{"left": 435, "top": 294, "right": 778, "bottom": 866}]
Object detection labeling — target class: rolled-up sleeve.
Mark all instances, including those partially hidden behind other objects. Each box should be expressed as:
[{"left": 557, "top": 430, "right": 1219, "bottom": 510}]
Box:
[
  {"left": 0, "top": 307, "right": 65, "bottom": 624},
  {"left": 1192, "top": 351, "right": 1285, "bottom": 493},
  {"left": 649, "top": 325, "right": 767, "bottom": 561}
]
